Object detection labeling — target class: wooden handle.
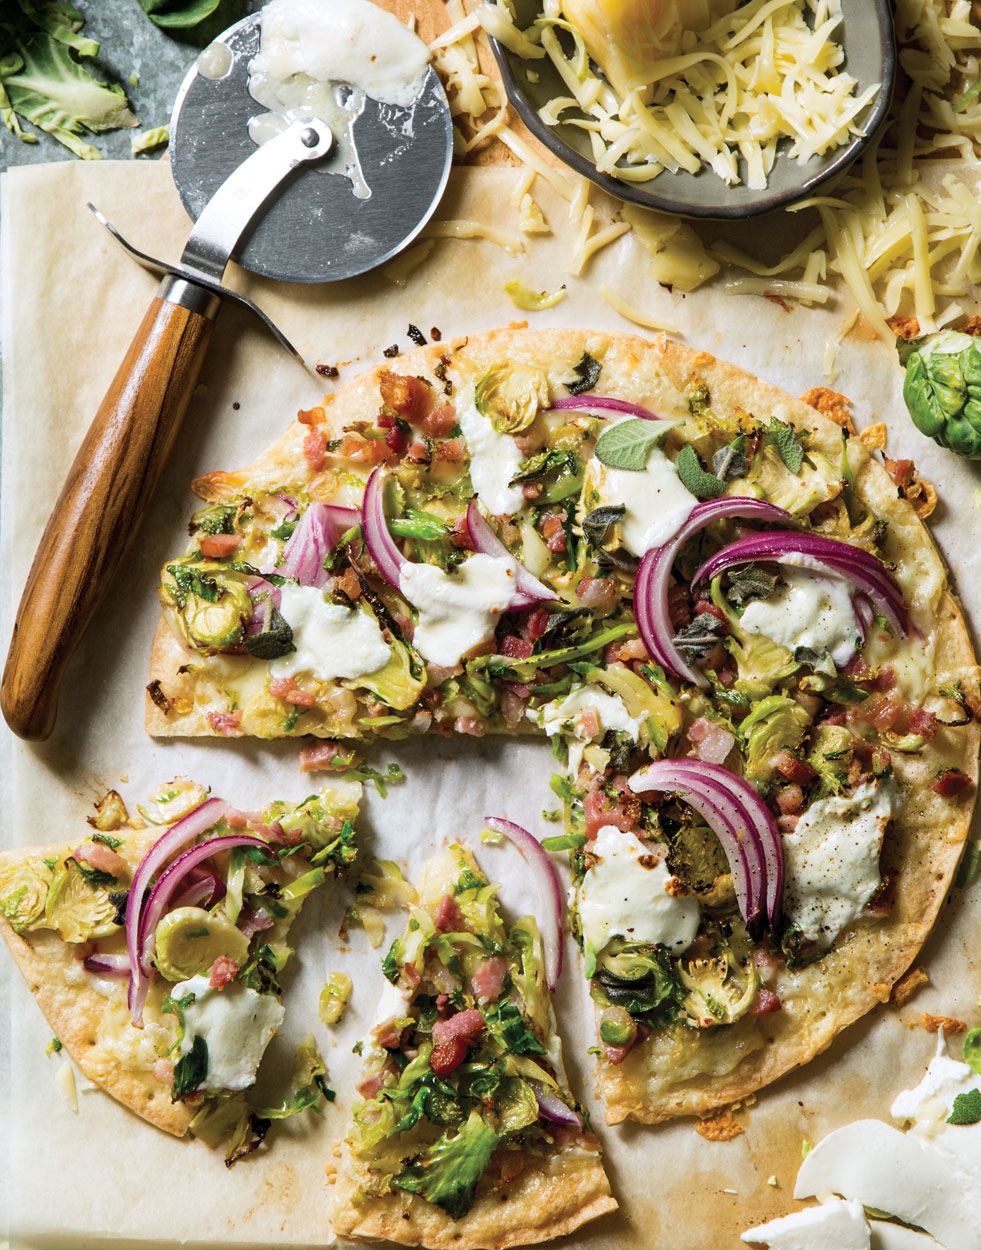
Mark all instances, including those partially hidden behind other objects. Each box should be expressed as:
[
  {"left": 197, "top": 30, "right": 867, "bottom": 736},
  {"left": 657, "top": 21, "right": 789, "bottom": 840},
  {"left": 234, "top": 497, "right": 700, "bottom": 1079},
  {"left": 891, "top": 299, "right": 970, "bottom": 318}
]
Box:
[{"left": 2, "top": 284, "right": 218, "bottom": 741}]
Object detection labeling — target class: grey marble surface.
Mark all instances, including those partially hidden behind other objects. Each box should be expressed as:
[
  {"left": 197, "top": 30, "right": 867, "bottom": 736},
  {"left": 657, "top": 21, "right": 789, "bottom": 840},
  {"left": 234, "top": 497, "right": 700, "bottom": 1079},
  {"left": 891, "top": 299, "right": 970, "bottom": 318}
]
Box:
[{"left": 0, "top": 0, "right": 261, "bottom": 169}]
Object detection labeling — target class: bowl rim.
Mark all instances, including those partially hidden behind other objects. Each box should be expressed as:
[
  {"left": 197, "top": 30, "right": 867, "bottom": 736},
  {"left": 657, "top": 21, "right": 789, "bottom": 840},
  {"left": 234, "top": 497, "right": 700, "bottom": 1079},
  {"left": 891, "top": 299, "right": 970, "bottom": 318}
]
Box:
[{"left": 487, "top": 0, "right": 897, "bottom": 220}]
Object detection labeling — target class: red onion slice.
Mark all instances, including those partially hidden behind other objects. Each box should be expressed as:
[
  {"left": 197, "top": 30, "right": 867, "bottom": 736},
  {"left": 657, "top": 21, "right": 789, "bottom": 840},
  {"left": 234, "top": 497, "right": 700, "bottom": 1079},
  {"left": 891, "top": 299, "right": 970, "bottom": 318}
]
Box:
[
  {"left": 532, "top": 1081, "right": 583, "bottom": 1128},
  {"left": 465, "top": 499, "right": 555, "bottom": 609},
  {"left": 126, "top": 797, "right": 230, "bottom": 1026},
  {"left": 691, "top": 532, "right": 911, "bottom": 639},
  {"left": 484, "top": 817, "right": 564, "bottom": 990},
  {"left": 276, "top": 500, "right": 338, "bottom": 588},
  {"left": 634, "top": 498, "right": 793, "bottom": 686},
  {"left": 628, "top": 761, "right": 781, "bottom": 935},
  {"left": 84, "top": 953, "right": 131, "bottom": 976},
  {"left": 549, "top": 395, "right": 663, "bottom": 421},
  {"left": 324, "top": 503, "right": 360, "bottom": 531},
  {"left": 361, "top": 467, "right": 407, "bottom": 588},
  {"left": 172, "top": 871, "right": 225, "bottom": 911},
  {"left": 137, "top": 834, "right": 269, "bottom": 979}
]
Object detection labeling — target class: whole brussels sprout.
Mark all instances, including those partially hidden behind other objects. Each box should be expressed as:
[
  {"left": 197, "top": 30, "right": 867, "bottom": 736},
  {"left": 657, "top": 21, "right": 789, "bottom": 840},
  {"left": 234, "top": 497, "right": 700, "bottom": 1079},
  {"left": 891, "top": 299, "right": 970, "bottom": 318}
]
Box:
[{"left": 899, "top": 330, "right": 981, "bottom": 458}]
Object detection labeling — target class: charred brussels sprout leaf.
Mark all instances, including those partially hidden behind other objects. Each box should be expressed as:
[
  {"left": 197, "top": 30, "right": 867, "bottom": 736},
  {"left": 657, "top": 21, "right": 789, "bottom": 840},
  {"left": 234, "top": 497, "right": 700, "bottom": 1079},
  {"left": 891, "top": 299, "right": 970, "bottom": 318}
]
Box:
[
  {"left": 44, "top": 858, "right": 121, "bottom": 943},
  {"left": 567, "top": 351, "right": 602, "bottom": 395},
  {"left": 161, "top": 560, "right": 253, "bottom": 653},
  {"left": 474, "top": 363, "right": 549, "bottom": 434},
  {"left": 900, "top": 331, "right": 981, "bottom": 458},
  {"left": 393, "top": 1109, "right": 499, "bottom": 1218},
  {"left": 243, "top": 608, "right": 295, "bottom": 660},
  {"left": 0, "top": 858, "right": 54, "bottom": 934}
]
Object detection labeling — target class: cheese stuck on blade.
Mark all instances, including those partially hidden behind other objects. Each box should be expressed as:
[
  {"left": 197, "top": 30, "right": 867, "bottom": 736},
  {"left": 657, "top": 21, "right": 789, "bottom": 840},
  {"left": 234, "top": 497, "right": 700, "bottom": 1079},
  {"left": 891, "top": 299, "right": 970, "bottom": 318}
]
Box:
[
  {"left": 742, "top": 1198, "right": 870, "bottom": 1250},
  {"left": 577, "top": 825, "right": 700, "bottom": 969},
  {"left": 399, "top": 553, "right": 518, "bottom": 666},
  {"left": 271, "top": 584, "right": 391, "bottom": 683},
  {"left": 173, "top": 976, "right": 285, "bottom": 1094}
]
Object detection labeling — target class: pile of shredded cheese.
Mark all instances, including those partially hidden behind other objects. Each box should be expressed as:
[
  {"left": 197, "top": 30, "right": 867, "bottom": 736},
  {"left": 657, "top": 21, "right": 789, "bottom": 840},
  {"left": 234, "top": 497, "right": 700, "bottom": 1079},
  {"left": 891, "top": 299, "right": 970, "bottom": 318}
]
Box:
[
  {"left": 419, "top": 0, "right": 981, "bottom": 349},
  {"left": 480, "top": 0, "right": 877, "bottom": 191}
]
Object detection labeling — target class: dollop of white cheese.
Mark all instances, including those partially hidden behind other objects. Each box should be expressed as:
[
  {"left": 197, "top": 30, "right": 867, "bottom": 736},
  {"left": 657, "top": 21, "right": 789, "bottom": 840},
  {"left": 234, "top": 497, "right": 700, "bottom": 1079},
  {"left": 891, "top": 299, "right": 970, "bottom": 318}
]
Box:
[
  {"left": 532, "top": 684, "right": 645, "bottom": 777},
  {"left": 582, "top": 439, "right": 697, "bottom": 556},
  {"left": 739, "top": 567, "right": 859, "bottom": 669},
  {"left": 781, "top": 779, "right": 896, "bottom": 951},
  {"left": 867, "top": 1222, "right": 944, "bottom": 1250},
  {"left": 271, "top": 584, "right": 391, "bottom": 682},
  {"left": 577, "top": 825, "right": 700, "bottom": 967},
  {"left": 248, "top": 0, "right": 430, "bottom": 199},
  {"left": 173, "top": 975, "right": 286, "bottom": 1093},
  {"left": 458, "top": 403, "right": 525, "bottom": 516},
  {"left": 742, "top": 1198, "right": 871, "bottom": 1250},
  {"left": 891, "top": 1034, "right": 979, "bottom": 1137},
  {"left": 399, "top": 553, "right": 518, "bottom": 665}
]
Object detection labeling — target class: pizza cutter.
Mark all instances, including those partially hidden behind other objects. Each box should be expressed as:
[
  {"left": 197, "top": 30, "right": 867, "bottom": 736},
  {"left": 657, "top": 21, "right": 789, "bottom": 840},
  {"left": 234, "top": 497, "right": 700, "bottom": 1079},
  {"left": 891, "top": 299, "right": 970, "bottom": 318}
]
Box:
[{"left": 1, "top": 11, "right": 452, "bottom": 741}]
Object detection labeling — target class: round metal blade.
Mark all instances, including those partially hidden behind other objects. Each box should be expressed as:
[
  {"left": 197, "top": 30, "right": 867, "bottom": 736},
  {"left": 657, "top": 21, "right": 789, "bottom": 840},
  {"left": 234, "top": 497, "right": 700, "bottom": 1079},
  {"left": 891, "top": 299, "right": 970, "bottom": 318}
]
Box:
[{"left": 169, "top": 13, "right": 453, "bottom": 284}]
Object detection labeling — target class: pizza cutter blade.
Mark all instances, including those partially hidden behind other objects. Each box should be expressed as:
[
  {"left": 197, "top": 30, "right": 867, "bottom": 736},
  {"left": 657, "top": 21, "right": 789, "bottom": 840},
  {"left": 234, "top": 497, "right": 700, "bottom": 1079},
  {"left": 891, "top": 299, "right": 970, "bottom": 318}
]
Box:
[{"left": 1, "top": 9, "right": 453, "bottom": 741}]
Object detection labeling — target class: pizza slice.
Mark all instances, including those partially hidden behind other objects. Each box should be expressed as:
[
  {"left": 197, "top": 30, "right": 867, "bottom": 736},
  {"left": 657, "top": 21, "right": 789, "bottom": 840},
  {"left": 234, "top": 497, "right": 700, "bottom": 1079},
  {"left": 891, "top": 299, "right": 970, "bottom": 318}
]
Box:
[
  {"left": 0, "top": 776, "right": 360, "bottom": 1159},
  {"left": 331, "top": 843, "right": 616, "bottom": 1249}
]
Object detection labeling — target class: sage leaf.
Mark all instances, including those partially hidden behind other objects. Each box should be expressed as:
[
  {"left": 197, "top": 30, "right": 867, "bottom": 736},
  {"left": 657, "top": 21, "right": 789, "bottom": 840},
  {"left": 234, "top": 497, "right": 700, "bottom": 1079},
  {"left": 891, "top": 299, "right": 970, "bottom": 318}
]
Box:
[
  {"left": 765, "top": 419, "right": 806, "bottom": 474},
  {"left": 582, "top": 505, "right": 625, "bottom": 549},
  {"left": 671, "top": 613, "right": 724, "bottom": 659},
  {"left": 595, "top": 418, "right": 674, "bottom": 471},
  {"left": 676, "top": 444, "right": 724, "bottom": 499},
  {"left": 244, "top": 608, "right": 295, "bottom": 660},
  {"left": 727, "top": 564, "right": 778, "bottom": 605},
  {"left": 712, "top": 436, "right": 748, "bottom": 482},
  {"left": 567, "top": 351, "right": 602, "bottom": 395}
]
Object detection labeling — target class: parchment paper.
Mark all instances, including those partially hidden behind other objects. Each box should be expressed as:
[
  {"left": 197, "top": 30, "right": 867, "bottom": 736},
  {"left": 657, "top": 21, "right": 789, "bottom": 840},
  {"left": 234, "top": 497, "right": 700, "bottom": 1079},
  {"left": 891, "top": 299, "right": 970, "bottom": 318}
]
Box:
[{"left": 3, "top": 157, "right": 981, "bottom": 1250}]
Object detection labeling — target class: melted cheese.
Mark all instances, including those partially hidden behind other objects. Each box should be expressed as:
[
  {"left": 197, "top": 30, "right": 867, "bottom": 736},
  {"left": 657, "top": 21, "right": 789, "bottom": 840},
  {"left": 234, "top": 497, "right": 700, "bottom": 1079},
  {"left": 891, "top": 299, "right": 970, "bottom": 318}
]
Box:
[
  {"left": 739, "top": 567, "right": 859, "bottom": 669},
  {"left": 173, "top": 976, "right": 285, "bottom": 1093},
  {"left": 583, "top": 443, "right": 697, "bottom": 556},
  {"left": 458, "top": 402, "right": 525, "bottom": 515},
  {"left": 577, "top": 825, "right": 700, "bottom": 964},
  {"left": 271, "top": 584, "right": 391, "bottom": 682},
  {"left": 399, "top": 553, "right": 518, "bottom": 665},
  {"left": 781, "top": 779, "right": 896, "bottom": 950}
]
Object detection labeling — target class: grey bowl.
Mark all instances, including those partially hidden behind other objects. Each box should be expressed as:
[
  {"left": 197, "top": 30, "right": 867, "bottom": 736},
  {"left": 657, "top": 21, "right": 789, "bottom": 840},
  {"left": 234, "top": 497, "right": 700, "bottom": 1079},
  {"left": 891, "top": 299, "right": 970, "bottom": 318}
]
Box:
[{"left": 488, "top": 0, "right": 896, "bottom": 219}]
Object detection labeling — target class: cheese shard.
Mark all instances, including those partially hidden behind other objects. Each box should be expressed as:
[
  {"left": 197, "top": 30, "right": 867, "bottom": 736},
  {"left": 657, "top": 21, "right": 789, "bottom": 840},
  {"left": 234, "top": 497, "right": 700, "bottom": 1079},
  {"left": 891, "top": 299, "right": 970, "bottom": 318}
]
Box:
[{"left": 742, "top": 1198, "right": 870, "bottom": 1250}]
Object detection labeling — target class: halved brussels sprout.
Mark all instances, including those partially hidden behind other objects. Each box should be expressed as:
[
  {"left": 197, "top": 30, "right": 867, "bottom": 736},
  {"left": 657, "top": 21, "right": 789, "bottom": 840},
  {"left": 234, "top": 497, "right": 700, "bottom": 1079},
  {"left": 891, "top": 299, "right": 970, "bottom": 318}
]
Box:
[
  {"left": 348, "top": 637, "right": 424, "bottom": 711},
  {"left": 474, "top": 363, "right": 549, "bottom": 435},
  {"left": 806, "top": 723, "right": 855, "bottom": 796},
  {"left": 160, "top": 559, "right": 253, "bottom": 654},
  {"left": 741, "top": 695, "right": 810, "bottom": 783},
  {"left": 154, "top": 906, "right": 250, "bottom": 981},
  {"left": 0, "top": 858, "right": 54, "bottom": 934},
  {"left": 592, "top": 665, "right": 683, "bottom": 751},
  {"left": 137, "top": 777, "right": 210, "bottom": 826},
  {"left": 45, "top": 858, "right": 121, "bottom": 943},
  {"left": 678, "top": 954, "right": 757, "bottom": 1028},
  {"left": 495, "top": 1076, "right": 540, "bottom": 1134}
]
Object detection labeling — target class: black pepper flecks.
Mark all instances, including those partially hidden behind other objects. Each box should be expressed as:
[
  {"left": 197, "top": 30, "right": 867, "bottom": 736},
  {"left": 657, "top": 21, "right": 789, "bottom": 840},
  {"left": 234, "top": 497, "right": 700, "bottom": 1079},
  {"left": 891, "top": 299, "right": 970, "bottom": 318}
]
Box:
[
  {"left": 430, "top": 326, "right": 442, "bottom": 342},
  {"left": 383, "top": 343, "right": 400, "bottom": 358},
  {"left": 316, "top": 363, "right": 339, "bottom": 378},
  {"left": 407, "top": 324, "right": 427, "bottom": 346}
]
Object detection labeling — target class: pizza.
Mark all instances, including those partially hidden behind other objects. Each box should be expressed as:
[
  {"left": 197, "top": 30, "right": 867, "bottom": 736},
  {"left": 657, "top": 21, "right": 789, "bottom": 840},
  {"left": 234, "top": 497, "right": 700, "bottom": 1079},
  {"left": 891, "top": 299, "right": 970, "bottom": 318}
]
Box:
[
  {"left": 0, "top": 776, "right": 360, "bottom": 1158},
  {"left": 331, "top": 842, "right": 616, "bottom": 1249},
  {"left": 144, "top": 327, "right": 979, "bottom": 1126}
]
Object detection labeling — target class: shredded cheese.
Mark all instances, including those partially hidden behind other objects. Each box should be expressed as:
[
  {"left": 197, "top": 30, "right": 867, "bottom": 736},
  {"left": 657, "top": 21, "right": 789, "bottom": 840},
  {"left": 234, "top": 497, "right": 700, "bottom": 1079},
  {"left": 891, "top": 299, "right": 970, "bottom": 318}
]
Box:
[
  {"left": 422, "top": 218, "right": 525, "bottom": 254},
  {"left": 599, "top": 284, "right": 678, "bottom": 331}
]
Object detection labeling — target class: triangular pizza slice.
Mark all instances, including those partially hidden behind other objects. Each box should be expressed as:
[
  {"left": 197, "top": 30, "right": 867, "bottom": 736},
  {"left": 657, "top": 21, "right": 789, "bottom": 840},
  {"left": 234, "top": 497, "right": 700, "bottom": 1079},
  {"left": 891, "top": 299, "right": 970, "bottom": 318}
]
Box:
[
  {"left": 331, "top": 842, "right": 616, "bottom": 1249},
  {"left": 0, "top": 776, "right": 360, "bottom": 1158}
]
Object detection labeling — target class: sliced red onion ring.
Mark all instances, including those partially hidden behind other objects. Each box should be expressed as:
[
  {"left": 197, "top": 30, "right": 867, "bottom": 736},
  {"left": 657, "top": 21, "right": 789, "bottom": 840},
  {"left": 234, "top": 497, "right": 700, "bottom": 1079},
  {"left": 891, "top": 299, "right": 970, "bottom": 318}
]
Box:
[
  {"left": 629, "top": 760, "right": 782, "bottom": 935},
  {"left": 852, "top": 593, "right": 875, "bottom": 645},
  {"left": 276, "top": 501, "right": 338, "bottom": 588},
  {"left": 275, "top": 493, "right": 299, "bottom": 519},
  {"left": 137, "top": 834, "right": 269, "bottom": 980},
  {"left": 172, "top": 871, "right": 225, "bottom": 911},
  {"left": 465, "top": 499, "right": 555, "bottom": 609},
  {"left": 484, "top": 817, "right": 563, "bottom": 990},
  {"left": 126, "top": 797, "right": 229, "bottom": 1026},
  {"left": 83, "top": 952, "right": 131, "bottom": 976},
  {"left": 691, "top": 532, "right": 911, "bottom": 639},
  {"left": 532, "top": 1081, "right": 582, "bottom": 1128},
  {"left": 634, "top": 498, "right": 793, "bottom": 686},
  {"left": 362, "top": 467, "right": 407, "bottom": 588},
  {"left": 549, "top": 396, "right": 663, "bottom": 421},
  {"left": 324, "top": 503, "right": 360, "bottom": 531}
]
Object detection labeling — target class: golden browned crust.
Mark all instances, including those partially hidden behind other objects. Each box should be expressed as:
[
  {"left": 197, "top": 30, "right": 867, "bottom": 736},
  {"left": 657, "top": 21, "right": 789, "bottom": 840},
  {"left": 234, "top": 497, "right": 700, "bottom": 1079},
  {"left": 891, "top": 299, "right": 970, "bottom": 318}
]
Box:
[
  {"left": 330, "top": 1154, "right": 617, "bottom": 1250},
  {"left": 0, "top": 836, "right": 193, "bottom": 1137}
]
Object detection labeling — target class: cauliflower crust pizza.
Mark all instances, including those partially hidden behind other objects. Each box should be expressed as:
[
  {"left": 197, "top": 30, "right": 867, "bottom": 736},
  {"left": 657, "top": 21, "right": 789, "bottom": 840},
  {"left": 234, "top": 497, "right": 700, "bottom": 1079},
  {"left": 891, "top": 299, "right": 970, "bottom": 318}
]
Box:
[
  {"left": 331, "top": 845, "right": 616, "bottom": 1249},
  {"left": 0, "top": 778, "right": 361, "bottom": 1158},
  {"left": 146, "top": 328, "right": 980, "bottom": 1126}
]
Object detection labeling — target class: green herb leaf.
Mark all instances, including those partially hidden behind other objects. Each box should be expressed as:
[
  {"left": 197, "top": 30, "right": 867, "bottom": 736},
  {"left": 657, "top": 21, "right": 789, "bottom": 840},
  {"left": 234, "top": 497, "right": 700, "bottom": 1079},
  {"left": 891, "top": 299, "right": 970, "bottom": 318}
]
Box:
[
  {"left": 727, "top": 564, "right": 779, "bottom": 605},
  {"left": 765, "top": 418, "right": 806, "bottom": 473},
  {"left": 382, "top": 941, "right": 401, "bottom": 985},
  {"left": 541, "top": 833, "right": 587, "bottom": 852},
  {"left": 172, "top": 1035, "right": 208, "bottom": 1101},
  {"left": 90, "top": 832, "right": 123, "bottom": 850},
  {"left": 567, "top": 351, "right": 602, "bottom": 395},
  {"left": 595, "top": 418, "right": 673, "bottom": 471},
  {"left": 947, "top": 1088, "right": 981, "bottom": 1126},
  {"left": 243, "top": 608, "right": 295, "bottom": 660},
  {"left": 581, "top": 504, "right": 625, "bottom": 549},
  {"left": 955, "top": 840, "right": 981, "bottom": 890},
  {"left": 136, "top": 0, "right": 224, "bottom": 28},
  {"left": 676, "top": 444, "right": 724, "bottom": 499},
  {"left": 711, "top": 435, "right": 748, "bottom": 482},
  {"left": 671, "top": 613, "right": 724, "bottom": 659},
  {"left": 482, "top": 1001, "right": 546, "bottom": 1056}
]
